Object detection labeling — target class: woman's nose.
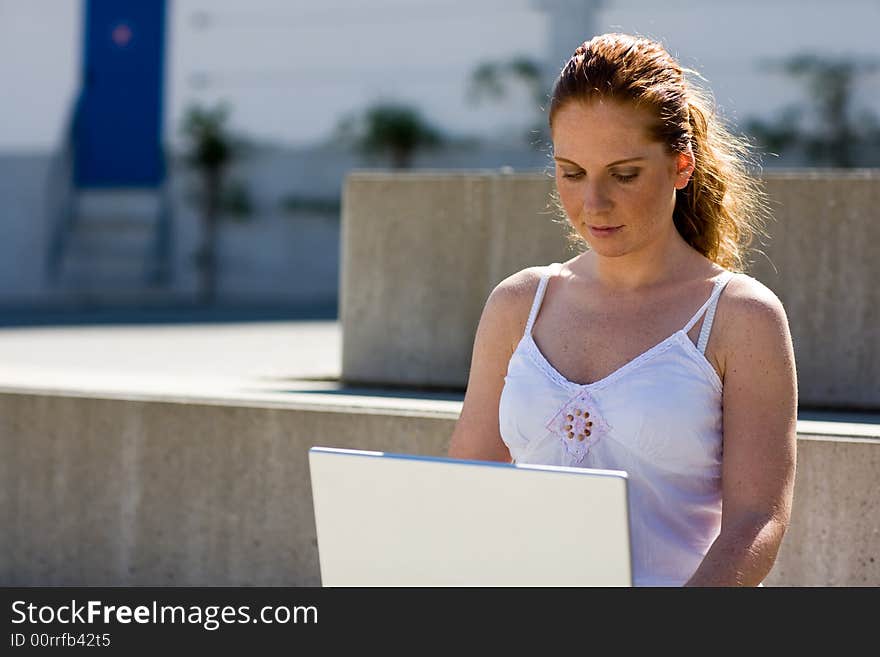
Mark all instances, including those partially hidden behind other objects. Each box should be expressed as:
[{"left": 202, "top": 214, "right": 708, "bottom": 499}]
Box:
[{"left": 582, "top": 180, "right": 612, "bottom": 213}]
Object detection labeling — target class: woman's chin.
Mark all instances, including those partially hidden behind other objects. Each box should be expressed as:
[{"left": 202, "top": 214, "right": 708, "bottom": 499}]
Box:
[{"left": 579, "top": 237, "right": 630, "bottom": 258}]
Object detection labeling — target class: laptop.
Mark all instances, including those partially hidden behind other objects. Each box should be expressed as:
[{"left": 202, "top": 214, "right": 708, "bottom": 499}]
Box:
[{"left": 308, "top": 446, "right": 632, "bottom": 586}]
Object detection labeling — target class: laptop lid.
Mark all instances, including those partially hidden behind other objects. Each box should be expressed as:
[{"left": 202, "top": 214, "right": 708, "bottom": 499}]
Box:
[{"left": 308, "top": 447, "right": 632, "bottom": 586}]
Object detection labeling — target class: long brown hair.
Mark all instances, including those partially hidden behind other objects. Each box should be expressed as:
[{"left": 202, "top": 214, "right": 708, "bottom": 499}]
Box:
[{"left": 548, "top": 33, "right": 769, "bottom": 272}]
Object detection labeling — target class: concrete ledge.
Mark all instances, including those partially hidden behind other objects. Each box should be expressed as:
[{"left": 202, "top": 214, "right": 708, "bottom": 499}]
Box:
[
  {"left": 1, "top": 386, "right": 877, "bottom": 586},
  {"left": 765, "top": 434, "right": 880, "bottom": 587},
  {"left": 0, "top": 389, "right": 454, "bottom": 586}
]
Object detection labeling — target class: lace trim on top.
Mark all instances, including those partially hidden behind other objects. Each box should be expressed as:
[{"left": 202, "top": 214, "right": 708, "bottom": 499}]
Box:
[
  {"left": 518, "top": 263, "right": 732, "bottom": 394},
  {"left": 520, "top": 329, "right": 689, "bottom": 392}
]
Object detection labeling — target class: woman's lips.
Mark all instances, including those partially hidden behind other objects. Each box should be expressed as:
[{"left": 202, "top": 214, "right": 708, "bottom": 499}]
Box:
[{"left": 588, "top": 225, "right": 623, "bottom": 238}]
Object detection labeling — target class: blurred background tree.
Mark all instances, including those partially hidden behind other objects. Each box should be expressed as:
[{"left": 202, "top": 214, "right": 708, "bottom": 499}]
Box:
[
  {"left": 746, "top": 54, "right": 880, "bottom": 167},
  {"left": 466, "top": 55, "right": 547, "bottom": 147},
  {"left": 181, "top": 101, "right": 251, "bottom": 303},
  {"left": 335, "top": 102, "right": 444, "bottom": 169}
]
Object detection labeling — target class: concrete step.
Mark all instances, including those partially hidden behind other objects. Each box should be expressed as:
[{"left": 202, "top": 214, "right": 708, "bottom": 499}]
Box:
[
  {"left": 63, "top": 242, "right": 157, "bottom": 261},
  {"left": 57, "top": 256, "right": 171, "bottom": 296},
  {"left": 44, "top": 286, "right": 181, "bottom": 306},
  {"left": 0, "top": 376, "right": 875, "bottom": 586},
  {"left": 64, "top": 212, "right": 160, "bottom": 252},
  {"left": 72, "top": 216, "right": 158, "bottom": 234},
  {"left": 75, "top": 190, "right": 164, "bottom": 223},
  {"left": 55, "top": 205, "right": 169, "bottom": 293}
]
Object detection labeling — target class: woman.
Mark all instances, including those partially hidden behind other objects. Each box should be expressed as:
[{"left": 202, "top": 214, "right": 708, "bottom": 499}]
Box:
[{"left": 447, "top": 33, "right": 798, "bottom": 587}]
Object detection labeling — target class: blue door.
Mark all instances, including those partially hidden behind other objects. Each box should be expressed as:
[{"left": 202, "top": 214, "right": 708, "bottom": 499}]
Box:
[{"left": 74, "top": 0, "right": 167, "bottom": 187}]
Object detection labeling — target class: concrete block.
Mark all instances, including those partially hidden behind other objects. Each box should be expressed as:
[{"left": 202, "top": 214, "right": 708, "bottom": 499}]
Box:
[
  {"left": 751, "top": 171, "right": 880, "bottom": 408},
  {"left": 341, "top": 173, "right": 495, "bottom": 387},
  {"left": 763, "top": 435, "right": 880, "bottom": 587}
]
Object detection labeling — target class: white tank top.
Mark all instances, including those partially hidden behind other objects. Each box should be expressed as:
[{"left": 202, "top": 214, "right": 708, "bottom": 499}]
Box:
[{"left": 499, "top": 262, "right": 736, "bottom": 586}]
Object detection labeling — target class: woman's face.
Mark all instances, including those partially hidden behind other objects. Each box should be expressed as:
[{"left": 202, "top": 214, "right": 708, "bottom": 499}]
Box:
[{"left": 551, "top": 98, "right": 692, "bottom": 259}]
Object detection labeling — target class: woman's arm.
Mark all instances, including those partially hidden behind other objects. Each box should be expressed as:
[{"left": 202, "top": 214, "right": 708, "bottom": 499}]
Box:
[
  {"left": 686, "top": 278, "right": 798, "bottom": 586},
  {"left": 447, "top": 272, "right": 537, "bottom": 463}
]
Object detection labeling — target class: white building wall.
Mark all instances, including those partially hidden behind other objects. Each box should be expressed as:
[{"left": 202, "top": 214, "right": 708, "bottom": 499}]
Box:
[
  {"left": 0, "top": 0, "right": 549, "bottom": 152},
  {"left": 2, "top": 0, "right": 877, "bottom": 153},
  {"left": 0, "top": 0, "right": 83, "bottom": 152}
]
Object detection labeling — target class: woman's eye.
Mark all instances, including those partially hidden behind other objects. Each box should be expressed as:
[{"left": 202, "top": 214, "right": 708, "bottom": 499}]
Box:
[
  {"left": 561, "top": 171, "right": 584, "bottom": 180},
  {"left": 612, "top": 172, "right": 638, "bottom": 183}
]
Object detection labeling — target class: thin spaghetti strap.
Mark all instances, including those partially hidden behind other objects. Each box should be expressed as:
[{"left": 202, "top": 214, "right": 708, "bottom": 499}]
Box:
[
  {"left": 682, "top": 271, "right": 735, "bottom": 337},
  {"left": 696, "top": 272, "right": 734, "bottom": 354},
  {"left": 523, "top": 263, "right": 562, "bottom": 337}
]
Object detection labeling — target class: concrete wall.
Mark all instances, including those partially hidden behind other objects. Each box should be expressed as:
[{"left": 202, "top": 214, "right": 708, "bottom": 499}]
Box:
[
  {"left": 0, "top": 388, "right": 876, "bottom": 586},
  {"left": 750, "top": 172, "right": 880, "bottom": 408},
  {"left": 341, "top": 171, "right": 880, "bottom": 408}
]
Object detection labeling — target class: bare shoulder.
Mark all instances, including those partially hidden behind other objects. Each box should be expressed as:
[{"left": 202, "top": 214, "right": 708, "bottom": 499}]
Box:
[
  {"left": 714, "top": 272, "right": 793, "bottom": 374},
  {"left": 490, "top": 265, "right": 548, "bottom": 301},
  {"left": 482, "top": 265, "right": 551, "bottom": 349},
  {"left": 718, "top": 273, "right": 789, "bottom": 330}
]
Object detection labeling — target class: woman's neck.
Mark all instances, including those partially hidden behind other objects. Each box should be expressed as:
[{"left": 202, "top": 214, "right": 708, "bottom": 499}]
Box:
[{"left": 585, "top": 227, "right": 703, "bottom": 294}]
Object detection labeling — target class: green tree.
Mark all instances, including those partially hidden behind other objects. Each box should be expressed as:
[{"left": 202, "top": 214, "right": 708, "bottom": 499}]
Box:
[{"left": 336, "top": 102, "right": 444, "bottom": 169}]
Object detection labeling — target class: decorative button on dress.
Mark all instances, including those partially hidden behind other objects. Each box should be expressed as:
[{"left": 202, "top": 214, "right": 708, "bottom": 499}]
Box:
[
  {"left": 545, "top": 388, "right": 609, "bottom": 463},
  {"left": 498, "top": 262, "right": 736, "bottom": 587}
]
